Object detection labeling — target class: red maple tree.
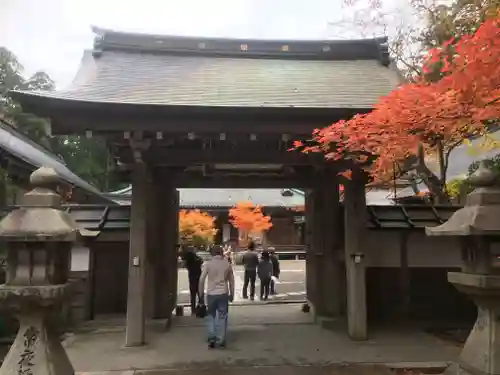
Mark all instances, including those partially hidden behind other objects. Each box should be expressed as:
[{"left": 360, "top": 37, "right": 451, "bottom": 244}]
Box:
[
  {"left": 228, "top": 201, "right": 273, "bottom": 245},
  {"left": 294, "top": 13, "right": 500, "bottom": 188}
]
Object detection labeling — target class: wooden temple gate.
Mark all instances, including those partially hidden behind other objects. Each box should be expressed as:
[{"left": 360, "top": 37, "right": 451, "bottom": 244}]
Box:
[{"left": 11, "top": 27, "right": 402, "bottom": 344}]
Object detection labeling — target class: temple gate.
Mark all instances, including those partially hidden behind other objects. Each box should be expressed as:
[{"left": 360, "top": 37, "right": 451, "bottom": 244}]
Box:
[{"left": 11, "top": 27, "right": 403, "bottom": 343}]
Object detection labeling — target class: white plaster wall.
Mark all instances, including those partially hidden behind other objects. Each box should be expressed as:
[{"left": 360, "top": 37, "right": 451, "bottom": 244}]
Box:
[
  {"left": 363, "top": 231, "right": 401, "bottom": 267},
  {"left": 407, "top": 232, "right": 462, "bottom": 267},
  {"left": 364, "top": 230, "right": 462, "bottom": 268},
  {"left": 71, "top": 246, "right": 90, "bottom": 272}
]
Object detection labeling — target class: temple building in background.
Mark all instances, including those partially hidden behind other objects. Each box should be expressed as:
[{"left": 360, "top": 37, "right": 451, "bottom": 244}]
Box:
[{"left": 106, "top": 187, "right": 306, "bottom": 248}]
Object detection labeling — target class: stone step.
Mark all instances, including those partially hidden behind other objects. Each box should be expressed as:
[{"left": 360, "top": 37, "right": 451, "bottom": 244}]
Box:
[{"left": 78, "top": 364, "right": 435, "bottom": 375}]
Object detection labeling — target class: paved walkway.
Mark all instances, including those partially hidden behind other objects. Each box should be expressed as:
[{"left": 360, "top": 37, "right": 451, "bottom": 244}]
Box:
[
  {"left": 68, "top": 304, "right": 460, "bottom": 375},
  {"left": 178, "top": 261, "right": 307, "bottom": 304}
]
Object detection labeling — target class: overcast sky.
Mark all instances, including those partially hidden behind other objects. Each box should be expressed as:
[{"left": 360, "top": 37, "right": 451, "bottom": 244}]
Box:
[{"left": 0, "top": 0, "right": 411, "bottom": 88}]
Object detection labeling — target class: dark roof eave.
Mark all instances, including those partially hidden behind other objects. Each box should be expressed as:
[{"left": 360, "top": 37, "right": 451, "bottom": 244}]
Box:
[
  {"left": 4, "top": 152, "right": 114, "bottom": 204},
  {"left": 29, "top": 203, "right": 460, "bottom": 232},
  {"left": 9, "top": 90, "right": 373, "bottom": 115},
  {"left": 106, "top": 200, "right": 303, "bottom": 210},
  {"left": 0, "top": 118, "right": 115, "bottom": 205},
  {"left": 4, "top": 164, "right": 114, "bottom": 205}
]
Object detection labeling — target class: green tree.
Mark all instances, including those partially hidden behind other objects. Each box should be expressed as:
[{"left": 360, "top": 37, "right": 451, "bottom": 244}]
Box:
[
  {"left": 448, "top": 154, "right": 500, "bottom": 200},
  {"left": 51, "top": 136, "right": 125, "bottom": 191},
  {"left": 0, "top": 48, "right": 23, "bottom": 110},
  {"left": 1, "top": 47, "right": 55, "bottom": 149},
  {"left": 0, "top": 47, "right": 125, "bottom": 199}
]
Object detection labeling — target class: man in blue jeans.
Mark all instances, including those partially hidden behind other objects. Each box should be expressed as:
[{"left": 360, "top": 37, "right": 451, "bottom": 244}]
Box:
[{"left": 199, "top": 245, "right": 235, "bottom": 348}]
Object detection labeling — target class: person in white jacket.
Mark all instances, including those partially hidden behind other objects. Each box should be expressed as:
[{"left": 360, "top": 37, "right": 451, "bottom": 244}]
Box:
[{"left": 199, "top": 245, "right": 235, "bottom": 348}]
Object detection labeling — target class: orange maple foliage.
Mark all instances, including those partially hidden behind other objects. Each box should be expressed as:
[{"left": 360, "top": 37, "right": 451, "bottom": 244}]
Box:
[
  {"left": 179, "top": 209, "right": 218, "bottom": 246},
  {"left": 294, "top": 14, "right": 500, "bottom": 182},
  {"left": 228, "top": 202, "right": 273, "bottom": 243}
]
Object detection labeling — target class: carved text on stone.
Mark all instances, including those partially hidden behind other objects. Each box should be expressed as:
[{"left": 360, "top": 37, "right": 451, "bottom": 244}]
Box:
[{"left": 17, "top": 326, "right": 39, "bottom": 375}]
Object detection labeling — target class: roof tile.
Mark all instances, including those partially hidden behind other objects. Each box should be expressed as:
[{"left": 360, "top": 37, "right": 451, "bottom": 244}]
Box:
[{"left": 24, "top": 48, "right": 400, "bottom": 109}]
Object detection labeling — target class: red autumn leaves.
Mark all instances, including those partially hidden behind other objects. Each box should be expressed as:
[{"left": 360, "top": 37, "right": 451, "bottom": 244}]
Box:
[{"left": 294, "top": 13, "right": 500, "bottom": 182}]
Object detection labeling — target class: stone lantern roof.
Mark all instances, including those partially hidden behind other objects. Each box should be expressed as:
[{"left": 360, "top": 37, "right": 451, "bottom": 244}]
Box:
[
  {"left": 0, "top": 167, "right": 87, "bottom": 241},
  {"left": 426, "top": 161, "right": 500, "bottom": 236}
]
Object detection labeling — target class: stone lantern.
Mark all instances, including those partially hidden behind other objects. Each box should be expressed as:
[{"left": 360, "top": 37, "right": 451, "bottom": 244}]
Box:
[
  {"left": 426, "top": 161, "right": 500, "bottom": 375},
  {"left": 0, "top": 167, "right": 80, "bottom": 375}
]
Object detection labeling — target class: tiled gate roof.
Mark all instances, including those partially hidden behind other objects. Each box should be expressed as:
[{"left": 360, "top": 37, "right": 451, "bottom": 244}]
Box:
[{"left": 11, "top": 28, "right": 401, "bottom": 110}]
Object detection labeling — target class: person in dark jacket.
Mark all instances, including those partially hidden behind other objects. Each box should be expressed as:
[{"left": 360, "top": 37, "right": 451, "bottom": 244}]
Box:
[
  {"left": 269, "top": 249, "right": 280, "bottom": 295},
  {"left": 183, "top": 248, "right": 204, "bottom": 315},
  {"left": 258, "top": 251, "right": 273, "bottom": 300},
  {"left": 242, "top": 241, "right": 259, "bottom": 300}
]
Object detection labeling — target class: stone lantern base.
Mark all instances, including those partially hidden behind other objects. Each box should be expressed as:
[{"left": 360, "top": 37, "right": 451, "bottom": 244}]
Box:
[
  {"left": 0, "top": 284, "right": 75, "bottom": 375},
  {"left": 448, "top": 272, "right": 500, "bottom": 375}
]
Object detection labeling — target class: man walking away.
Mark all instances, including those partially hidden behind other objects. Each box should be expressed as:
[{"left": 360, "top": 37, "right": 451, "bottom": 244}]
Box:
[
  {"left": 258, "top": 251, "right": 273, "bottom": 301},
  {"left": 183, "top": 248, "right": 204, "bottom": 315},
  {"left": 199, "top": 245, "right": 235, "bottom": 348},
  {"left": 269, "top": 248, "right": 280, "bottom": 295},
  {"left": 242, "top": 241, "right": 259, "bottom": 301}
]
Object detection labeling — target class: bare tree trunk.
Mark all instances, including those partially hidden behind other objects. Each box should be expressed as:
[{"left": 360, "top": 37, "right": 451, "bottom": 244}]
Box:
[
  {"left": 436, "top": 139, "right": 446, "bottom": 186},
  {"left": 435, "top": 139, "right": 450, "bottom": 204},
  {"left": 414, "top": 143, "right": 449, "bottom": 204}
]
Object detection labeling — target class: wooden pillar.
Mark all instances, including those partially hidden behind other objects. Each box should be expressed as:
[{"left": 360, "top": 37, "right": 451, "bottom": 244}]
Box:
[
  {"left": 305, "top": 190, "right": 317, "bottom": 311},
  {"left": 310, "top": 186, "right": 327, "bottom": 316},
  {"left": 125, "top": 163, "right": 149, "bottom": 347},
  {"left": 88, "top": 247, "right": 97, "bottom": 321},
  {"left": 309, "top": 168, "right": 344, "bottom": 319},
  {"left": 145, "top": 171, "right": 159, "bottom": 318},
  {"left": 344, "top": 171, "right": 368, "bottom": 340},
  {"left": 166, "top": 186, "right": 179, "bottom": 313},
  {"left": 146, "top": 170, "right": 175, "bottom": 319},
  {"left": 317, "top": 171, "right": 343, "bottom": 317},
  {"left": 399, "top": 231, "right": 410, "bottom": 318},
  {"left": 148, "top": 169, "right": 179, "bottom": 319}
]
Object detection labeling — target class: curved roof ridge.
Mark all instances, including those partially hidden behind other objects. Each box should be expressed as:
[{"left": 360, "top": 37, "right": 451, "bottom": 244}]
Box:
[
  {"left": 91, "top": 26, "right": 390, "bottom": 64},
  {"left": 92, "top": 26, "right": 388, "bottom": 45}
]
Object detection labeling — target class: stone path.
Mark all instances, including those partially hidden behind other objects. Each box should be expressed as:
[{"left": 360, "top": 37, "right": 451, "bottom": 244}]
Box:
[{"left": 70, "top": 304, "right": 459, "bottom": 375}]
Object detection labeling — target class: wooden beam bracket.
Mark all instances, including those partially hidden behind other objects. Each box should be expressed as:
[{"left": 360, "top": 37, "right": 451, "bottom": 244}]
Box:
[{"left": 128, "top": 132, "right": 151, "bottom": 164}]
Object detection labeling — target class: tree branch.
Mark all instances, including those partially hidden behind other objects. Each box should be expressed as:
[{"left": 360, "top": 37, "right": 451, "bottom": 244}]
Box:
[{"left": 443, "top": 138, "right": 464, "bottom": 177}]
